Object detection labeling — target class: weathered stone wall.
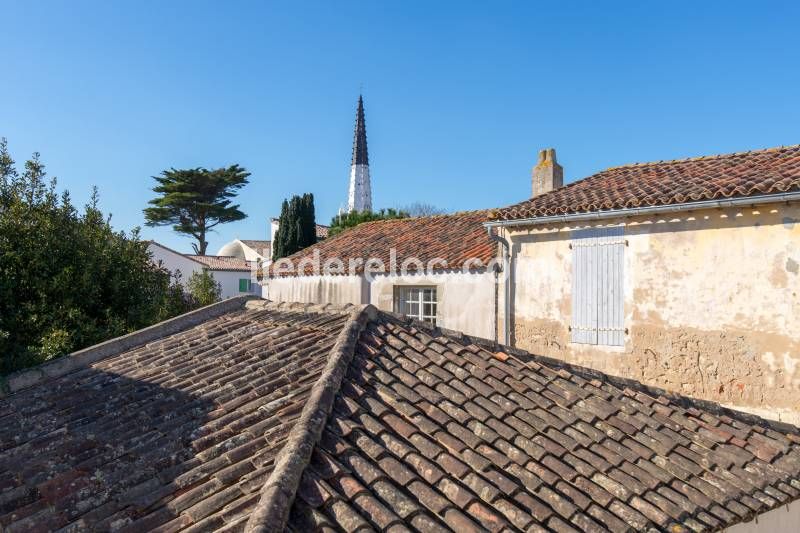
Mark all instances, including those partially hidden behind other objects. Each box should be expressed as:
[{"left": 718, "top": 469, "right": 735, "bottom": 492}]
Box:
[{"left": 505, "top": 202, "right": 800, "bottom": 423}]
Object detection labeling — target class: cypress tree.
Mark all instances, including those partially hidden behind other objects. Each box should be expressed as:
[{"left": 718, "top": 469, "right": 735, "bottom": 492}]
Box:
[{"left": 272, "top": 193, "right": 317, "bottom": 260}]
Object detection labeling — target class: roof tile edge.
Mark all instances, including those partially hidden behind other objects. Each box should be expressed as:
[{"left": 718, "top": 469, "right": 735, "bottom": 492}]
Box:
[
  {"left": 1, "top": 295, "right": 259, "bottom": 398},
  {"left": 244, "top": 303, "right": 379, "bottom": 532}
]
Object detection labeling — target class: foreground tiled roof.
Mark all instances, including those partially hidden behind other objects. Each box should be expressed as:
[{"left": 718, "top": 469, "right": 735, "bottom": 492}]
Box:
[
  {"left": 2, "top": 299, "right": 800, "bottom": 532},
  {"left": 190, "top": 255, "right": 254, "bottom": 271},
  {"left": 491, "top": 144, "right": 800, "bottom": 221},
  {"left": 0, "top": 299, "right": 347, "bottom": 532},
  {"left": 270, "top": 210, "right": 495, "bottom": 276}
]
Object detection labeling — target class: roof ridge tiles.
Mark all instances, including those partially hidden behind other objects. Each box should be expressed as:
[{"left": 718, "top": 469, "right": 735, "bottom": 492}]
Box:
[
  {"left": 607, "top": 143, "right": 800, "bottom": 171},
  {"left": 491, "top": 143, "right": 800, "bottom": 221},
  {"left": 244, "top": 303, "right": 378, "bottom": 532}
]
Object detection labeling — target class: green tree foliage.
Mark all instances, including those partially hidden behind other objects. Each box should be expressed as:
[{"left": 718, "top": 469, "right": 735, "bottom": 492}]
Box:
[
  {"left": 397, "top": 202, "right": 447, "bottom": 217},
  {"left": 327, "top": 208, "right": 408, "bottom": 237},
  {"left": 0, "top": 139, "right": 192, "bottom": 375},
  {"left": 144, "top": 165, "right": 250, "bottom": 255},
  {"left": 187, "top": 270, "right": 222, "bottom": 307},
  {"left": 272, "top": 193, "right": 317, "bottom": 260}
]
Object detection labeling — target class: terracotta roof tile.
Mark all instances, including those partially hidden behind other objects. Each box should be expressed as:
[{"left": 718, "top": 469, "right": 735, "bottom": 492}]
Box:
[
  {"left": 270, "top": 210, "right": 495, "bottom": 276},
  {"left": 188, "top": 255, "right": 254, "bottom": 271},
  {"left": 0, "top": 303, "right": 347, "bottom": 532},
  {"left": 4, "top": 301, "right": 800, "bottom": 531},
  {"left": 492, "top": 144, "right": 800, "bottom": 221}
]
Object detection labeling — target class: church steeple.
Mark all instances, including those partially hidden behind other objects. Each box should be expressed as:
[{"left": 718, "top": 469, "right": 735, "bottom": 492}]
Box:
[
  {"left": 347, "top": 95, "right": 372, "bottom": 212},
  {"left": 351, "top": 95, "right": 369, "bottom": 166}
]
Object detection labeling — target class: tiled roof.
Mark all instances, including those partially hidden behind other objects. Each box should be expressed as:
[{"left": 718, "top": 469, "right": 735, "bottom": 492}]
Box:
[
  {"left": 0, "top": 300, "right": 348, "bottom": 532},
  {"left": 315, "top": 224, "right": 329, "bottom": 239},
  {"left": 189, "top": 255, "right": 254, "bottom": 271},
  {"left": 240, "top": 240, "right": 271, "bottom": 257},
  {"left": 270, "top": 210, "right": 495, "bottom": 276},
  {"left": 3, "top": 300, "right": 800, "bottom": 532},
  {"left": 491, "top": 144, "right": 800, "bottom": 221}
]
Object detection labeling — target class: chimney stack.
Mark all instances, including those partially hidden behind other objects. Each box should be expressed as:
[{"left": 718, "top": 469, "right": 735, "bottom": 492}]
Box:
[{"left": 532, "top": 148, "right": 563, "bottom": 198}]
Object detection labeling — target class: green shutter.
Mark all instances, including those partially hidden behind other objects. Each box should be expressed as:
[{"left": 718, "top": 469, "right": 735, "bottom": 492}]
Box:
[{"left": 239, "top": 278, "right": 249, "bottom": 292}]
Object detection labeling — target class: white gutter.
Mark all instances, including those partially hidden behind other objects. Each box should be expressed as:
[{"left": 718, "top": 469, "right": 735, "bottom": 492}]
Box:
[{"left": 484, "top": 191, "right": 800, "bottom": 229}]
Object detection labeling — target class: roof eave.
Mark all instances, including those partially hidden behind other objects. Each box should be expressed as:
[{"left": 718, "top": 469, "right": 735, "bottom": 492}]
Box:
[{"left": 485, "top": 191, "right": 800, "bottom": 229}]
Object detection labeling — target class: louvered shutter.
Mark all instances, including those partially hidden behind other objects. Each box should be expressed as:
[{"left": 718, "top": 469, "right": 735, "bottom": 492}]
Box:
[{"left": 571, "top": 227, "right": 624, "bottom": 346}]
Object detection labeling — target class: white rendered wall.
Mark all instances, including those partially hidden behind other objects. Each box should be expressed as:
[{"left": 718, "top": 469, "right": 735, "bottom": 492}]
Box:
[
  {"left": 147, "top": 243, "right": 203, "bottom": 288},
  {"left": 369, "top": 271, "right": 496, "bottom": 340},
  {"left": 267, "top": 271, "right": 496, "bottom": 339},
  {"left": 266, "top": 275, "right": 367, "bottom": 305},
  {"left": 207, "top": 270, "right": 257, "bottom": 300}
]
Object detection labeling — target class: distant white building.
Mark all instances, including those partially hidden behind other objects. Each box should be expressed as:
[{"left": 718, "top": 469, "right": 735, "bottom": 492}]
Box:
[
  {"left": 147, "top": 241, "right": 203, "bottom": 288},
  {"left": 186, "top": 255, "right": 259, "bottom": 299},
  {"left": 147, "top": 241, "right": 258, "bottom": 299},
  {"left": 217, "top": 239, "right": 271, "bottom": 262}
]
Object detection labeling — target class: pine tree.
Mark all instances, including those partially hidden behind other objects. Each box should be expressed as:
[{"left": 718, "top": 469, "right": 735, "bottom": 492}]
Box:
[{"left": 144, "top": 165, "right": 250, "bottom": 255}]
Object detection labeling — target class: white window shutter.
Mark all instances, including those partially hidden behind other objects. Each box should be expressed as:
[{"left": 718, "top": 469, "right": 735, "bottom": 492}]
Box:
[{"left": 571, "top": 227, "right": 624, "bottom": 346}]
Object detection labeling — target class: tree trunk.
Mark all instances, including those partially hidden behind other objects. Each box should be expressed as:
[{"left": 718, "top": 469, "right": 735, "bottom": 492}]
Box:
[{"left": 197, "top": 226, "right": 207, "bottom": 255}]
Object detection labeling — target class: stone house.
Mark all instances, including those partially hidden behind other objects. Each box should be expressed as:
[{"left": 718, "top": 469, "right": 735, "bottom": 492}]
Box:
[
  {"left": 487, "top": 145, "right": 800, "bottom": 424},
  {"left": 265, "top": 211, "right": 498, "bottom": 339},
  {"left": 2, "top": 297, "right": 800, "bottom": 532}
]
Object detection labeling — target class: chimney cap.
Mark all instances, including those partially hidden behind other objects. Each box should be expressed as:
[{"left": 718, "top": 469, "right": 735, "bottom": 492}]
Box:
[{"left": 538, "top": 148, "right": 557, "bottom": 164}]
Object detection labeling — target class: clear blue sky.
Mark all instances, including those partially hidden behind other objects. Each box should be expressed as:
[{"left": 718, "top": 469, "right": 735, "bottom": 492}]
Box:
[{"left": 3, "top": 1, "right": 799, "bottom": 253}]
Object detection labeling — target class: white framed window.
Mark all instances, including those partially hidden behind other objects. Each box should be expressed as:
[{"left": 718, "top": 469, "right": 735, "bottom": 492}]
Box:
[
  {"left": 571, "top": 226, "right": 625, "bottom": 346},
  {"left": 394, "top": 286, "right": 437, "bottom": 325}
]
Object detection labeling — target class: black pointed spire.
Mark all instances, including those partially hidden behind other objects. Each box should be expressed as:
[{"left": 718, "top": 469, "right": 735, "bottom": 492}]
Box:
[{"left": 351, "top": 95, "right": 369, "bottom": 166}]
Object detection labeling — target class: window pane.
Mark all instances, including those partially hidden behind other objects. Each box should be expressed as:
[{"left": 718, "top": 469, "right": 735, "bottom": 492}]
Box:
[{"left": 393, "top": 286, "right": 437, "bottom": 321}]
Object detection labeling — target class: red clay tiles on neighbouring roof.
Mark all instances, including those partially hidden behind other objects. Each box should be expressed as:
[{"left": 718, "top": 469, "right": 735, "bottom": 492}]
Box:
[
  {"left": 2, "top": 300, "right": 800, "bottom": 532},
  {"left": 189, "top": 255, "right": 254, "bottom": 271},
  {"left": 491, "top": 144, "right": 800, "bottom": 221},
  {"left": 270, "top": 210, "right": 496, "bottom": 276}
]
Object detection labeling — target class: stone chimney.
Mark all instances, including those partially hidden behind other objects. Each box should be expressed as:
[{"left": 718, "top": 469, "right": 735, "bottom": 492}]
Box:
[{"left": 532, "top": 148, "right": 563, "bottom": 198}]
